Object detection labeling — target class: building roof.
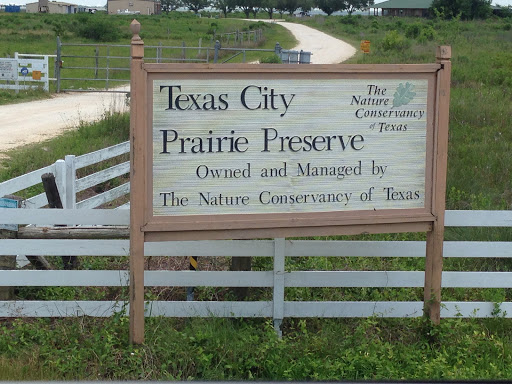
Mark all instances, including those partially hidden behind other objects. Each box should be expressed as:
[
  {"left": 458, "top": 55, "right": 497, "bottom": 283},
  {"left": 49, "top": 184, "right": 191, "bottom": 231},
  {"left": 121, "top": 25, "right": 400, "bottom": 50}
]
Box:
[
  {"left": 374, "top": 0, "right": 432, "bottom": 9},
  {"left": 26, "top": 1, "right": 78, "bottom": 5}
]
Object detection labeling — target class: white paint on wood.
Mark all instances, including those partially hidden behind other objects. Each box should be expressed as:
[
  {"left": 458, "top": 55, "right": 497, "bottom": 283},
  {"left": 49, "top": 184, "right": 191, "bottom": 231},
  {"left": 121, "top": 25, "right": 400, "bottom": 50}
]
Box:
[
  {"left": 145, "top": 301, "right": 273, "bottom": 317},
  {"left": 25, "top": 192, "right": 50, "bottom": 209},
  {"left": 0, "top": 270, "right": 129, "bottom": 286},
  {"left": 0, "top": 164, "right": 54, "bottom": 197},
  {"left": 76, "top": 182, "right": 130, "bottom": 209},
  {"left": 2, "top": 269, "right": 509, "bottom": 289},
  {"left": 65, "top": 155, "right": 77, "bottom": 209},
  {"left": 0, "top": 208, "right": 129, "bottom": 225},
  {"left": 0, "top": 239, "right": 130, "bottom": 256},
  {"left": 146, "top": 271, "right": 273, "bottom": 287},
  {"left": 284, "top": 301, "right": 424, "bottom": 318},
  {"left": 1, "top": 300, "right": 511, "bottom": 319},
  {"left": 286, "top": 271, "right": 424, "bottom": 287},
  {"left": 0, "top": 300, "right": 125, "bottom": 317},
  {"left": 446, "top": 210, "right": 512, "bottom": 227},
  {"left": 273, "top": 238, "right": 285, "bottom": 321},
  {"left": 76, "top": 162, "right": 129, "bottom": 192},
  {"left": 75, "top": 141, "right": 130, "bottom": 169}
]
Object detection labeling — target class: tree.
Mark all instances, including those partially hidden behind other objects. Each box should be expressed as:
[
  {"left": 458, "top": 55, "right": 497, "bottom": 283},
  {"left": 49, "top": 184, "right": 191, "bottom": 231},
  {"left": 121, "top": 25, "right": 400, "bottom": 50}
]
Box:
[
  {"left": 214, "top": 0, "right": 237, "bottom": 17},
  {"left": 298, "top": 0, "right": 314, "bottom": 13},
  {"left": 431, "top": 0, "right": 492, "bottom": 20},
  {"left": 315, "top": 0, "right": 346, "bottom": 16},
  {"left": 183, "top": 0, "right": 211, "bottom": 14},
  {"left": 346, "top": 0, "right": 369, "bottom": 15},
  {"left": 237, "top": 0, "right": 258, "bottom": 18},
  {"left": 261, "top": 0, "right": 277, "bottom": 19},
  {"left": 161, "top": 0, "right": 182, "bottom": 14}
]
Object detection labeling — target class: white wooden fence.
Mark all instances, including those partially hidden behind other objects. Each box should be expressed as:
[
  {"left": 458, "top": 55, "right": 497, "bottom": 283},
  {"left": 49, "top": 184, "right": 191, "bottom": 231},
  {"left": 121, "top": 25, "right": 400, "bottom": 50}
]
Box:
[
  {"left": 1, "top": 143, "right": 512, "bottom": 323},
  {"left": 0, "top": 141, "right": 130, "bottom": 210},
  {"left": 0, "top": 53, "right": 54, "bottom": 92}
]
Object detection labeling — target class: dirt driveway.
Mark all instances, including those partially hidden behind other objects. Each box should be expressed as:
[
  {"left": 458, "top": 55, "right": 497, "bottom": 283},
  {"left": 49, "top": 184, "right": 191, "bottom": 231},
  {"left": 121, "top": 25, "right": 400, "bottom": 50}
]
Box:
[{"left": 0, "top": 22, "right": 355, "bottom": 154}]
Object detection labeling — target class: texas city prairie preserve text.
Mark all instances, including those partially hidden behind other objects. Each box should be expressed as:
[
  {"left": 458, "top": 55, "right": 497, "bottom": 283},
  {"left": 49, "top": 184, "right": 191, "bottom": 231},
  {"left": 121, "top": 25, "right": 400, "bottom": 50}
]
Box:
[{"left": 151, "top": 78, "right": 428, "bottom": 216}]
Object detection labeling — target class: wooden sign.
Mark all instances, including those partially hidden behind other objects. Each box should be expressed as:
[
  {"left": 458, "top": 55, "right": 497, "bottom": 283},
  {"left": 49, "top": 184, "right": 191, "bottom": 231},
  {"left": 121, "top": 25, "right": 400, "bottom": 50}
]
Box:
[
  {"left": 361, "top": 40, "right": 370, "bottom": 53},
  {"left": 128, "top": 20, "right": 451, "bottom": 344}
]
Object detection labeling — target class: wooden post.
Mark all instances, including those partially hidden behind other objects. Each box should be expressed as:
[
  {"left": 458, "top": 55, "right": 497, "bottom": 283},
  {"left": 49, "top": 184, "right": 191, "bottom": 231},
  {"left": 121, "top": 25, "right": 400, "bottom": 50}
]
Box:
[
  {"left": 230, "top": 256, "right": 252, "bottom": 300},
  {"left": 424, "top": 46, "right": 451, "bottom": 324},
  {"left": 41, "top": 173, "right": 78, "bottom": 270},
  {"left": 129, "top": 19, "right": 146, "bottom": 345}
]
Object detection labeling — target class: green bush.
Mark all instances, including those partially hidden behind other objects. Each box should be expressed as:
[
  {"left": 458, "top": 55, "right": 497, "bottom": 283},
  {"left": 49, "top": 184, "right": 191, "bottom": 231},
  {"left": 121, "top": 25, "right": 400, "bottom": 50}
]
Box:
[
  {"left": 419, "top": 25, "right": 436, "bottom": 41},
  {"left": 75, "top": 18, "right": 120, "bottom": 42},
  {"left": 260, "top": 54, "right": 282, "bottom": 63},
  {"left": 405, "top": 22, "right": 422, "bottom": 38},
  {"left": 381, "top": 30, "right": 409, "bottom": 51}
]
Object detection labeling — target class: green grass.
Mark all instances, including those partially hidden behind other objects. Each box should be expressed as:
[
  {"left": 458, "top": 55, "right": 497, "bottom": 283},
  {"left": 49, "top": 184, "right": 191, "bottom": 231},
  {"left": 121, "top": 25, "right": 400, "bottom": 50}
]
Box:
[{"left": 2, "top": 316, "right": 512, "bottom": 380}]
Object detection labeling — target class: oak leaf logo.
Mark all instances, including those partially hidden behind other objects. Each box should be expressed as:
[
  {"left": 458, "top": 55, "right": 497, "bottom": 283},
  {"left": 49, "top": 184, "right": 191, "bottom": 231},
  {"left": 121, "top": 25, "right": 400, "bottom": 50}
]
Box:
[{"left": 393, "top": 82, "right": 416, "bottom": 108}]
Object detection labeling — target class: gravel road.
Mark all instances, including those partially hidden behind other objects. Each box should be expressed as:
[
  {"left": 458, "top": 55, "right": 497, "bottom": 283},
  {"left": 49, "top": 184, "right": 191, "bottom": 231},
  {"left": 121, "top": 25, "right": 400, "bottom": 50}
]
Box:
[{"left": 0, "top": 21, "right": 355, "bottom": 154}]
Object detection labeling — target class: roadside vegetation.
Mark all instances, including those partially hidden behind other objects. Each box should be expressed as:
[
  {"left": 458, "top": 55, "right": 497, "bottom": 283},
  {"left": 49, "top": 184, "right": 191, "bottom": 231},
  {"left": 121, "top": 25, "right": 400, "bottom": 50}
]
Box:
[
  {"left": 1, "top": 11, "right": 512, "bottom": 381},
  {"left": 0, "top": 12, "right": 296, "bottom": 100}
]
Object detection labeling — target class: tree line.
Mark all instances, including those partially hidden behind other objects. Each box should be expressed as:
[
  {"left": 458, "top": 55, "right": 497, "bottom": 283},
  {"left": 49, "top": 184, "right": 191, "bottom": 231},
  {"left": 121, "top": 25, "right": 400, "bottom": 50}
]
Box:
[
  {"left": 161, "top": 0, "right": 509, "bottom": 20},
  {"left": 160, "top": 0, "right": 374, "bottom": 18}
]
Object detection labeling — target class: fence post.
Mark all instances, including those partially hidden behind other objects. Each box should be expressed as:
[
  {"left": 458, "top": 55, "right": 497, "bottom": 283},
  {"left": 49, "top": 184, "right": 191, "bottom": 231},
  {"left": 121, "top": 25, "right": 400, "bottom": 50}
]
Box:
[
  {"left": 94, "top": 46, "right": 99, "bottom": 79},
  {"left": 424, "top": 46, "right": 452, "bottom": 324},
  {"left": 12, "top": 53, "right": 19, "bottom": 95},
  {"left": 181, "top": 41, "right": 186, "bottom": 60},
  {"left": 106, "top": 46, "right": 110, "bottom": 90},
  {"left": 274, "top": 42, "right": 282, "bottom": 56},
  {"left": 65, "top": 155, "right": 77, "bottom": 209},
  {"left": 54, "top": 159, "right": 67, "bottom": 208},
  {"left": 129, "top": 18, "right": 146, "bottom": 345},
  {"left": 213, "top": 40, "right": 220, "bottom": 63},
  {"left": 56, "top": 36, "right": 61, "bottom": 93},
  {"left": 273, "top": 238, "right": 285, "bottom": 338},
  {"left": 157, "top": 42, "right": 162, "bottom": 63},
  {"left": 198, "top": 37, "right": 202, "bottom": 57},
  {"left": 43, "top": 55, "right": 50, "bottom": 92}
]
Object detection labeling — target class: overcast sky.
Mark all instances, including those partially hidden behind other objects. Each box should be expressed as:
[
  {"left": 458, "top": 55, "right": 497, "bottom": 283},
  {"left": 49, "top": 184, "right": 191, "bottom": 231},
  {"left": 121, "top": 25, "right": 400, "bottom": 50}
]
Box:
[{"left": 2, "top": 0, "right": 511, "bottom": 11}]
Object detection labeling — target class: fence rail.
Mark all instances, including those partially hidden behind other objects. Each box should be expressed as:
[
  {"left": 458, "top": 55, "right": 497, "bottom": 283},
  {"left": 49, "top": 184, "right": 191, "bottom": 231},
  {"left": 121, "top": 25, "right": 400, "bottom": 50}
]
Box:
[
  {"left": 55, "top": 33, "right": 310, "bottom": 92},
  {"left": 2, "top": 143, "right": 511, "bottom": 325}
]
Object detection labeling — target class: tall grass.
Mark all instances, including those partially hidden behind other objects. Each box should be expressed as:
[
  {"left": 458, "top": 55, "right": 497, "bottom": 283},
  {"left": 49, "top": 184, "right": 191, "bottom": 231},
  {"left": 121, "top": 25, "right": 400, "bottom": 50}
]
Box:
[{"left": 2, "top": 316, "right": 512, "bottom": 380}]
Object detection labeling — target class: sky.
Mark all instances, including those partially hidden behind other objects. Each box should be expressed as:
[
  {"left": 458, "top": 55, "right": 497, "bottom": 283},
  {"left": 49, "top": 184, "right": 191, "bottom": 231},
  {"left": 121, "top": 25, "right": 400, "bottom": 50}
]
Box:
[{"left": 2, "top": 0, "right": 511, "bottom": 11}]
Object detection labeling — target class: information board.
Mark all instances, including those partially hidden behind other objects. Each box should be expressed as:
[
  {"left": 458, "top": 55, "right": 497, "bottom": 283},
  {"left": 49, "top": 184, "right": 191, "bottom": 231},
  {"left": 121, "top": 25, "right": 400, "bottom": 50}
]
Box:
[
  {"left": 152, "top": 79, "right": 429, "bottom": 217},
  {"left": 140, "top": 67, "right": 439, "bottom": 238},
  {"left": 0, "top": 198, "right": 18, "bottom": 231},
  {"left": 0, "top": 59, "right": 18, "bottom": 81}
]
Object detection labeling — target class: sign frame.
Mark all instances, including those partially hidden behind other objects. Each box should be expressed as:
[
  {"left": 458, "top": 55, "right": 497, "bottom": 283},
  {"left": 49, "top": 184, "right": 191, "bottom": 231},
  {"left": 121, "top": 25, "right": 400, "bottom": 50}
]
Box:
[
  {"left": 143, "top": 70, "right": 437, "bottom": 240},
  {"left": 128, "top": 20, "right": 451, "bottom": 344}
]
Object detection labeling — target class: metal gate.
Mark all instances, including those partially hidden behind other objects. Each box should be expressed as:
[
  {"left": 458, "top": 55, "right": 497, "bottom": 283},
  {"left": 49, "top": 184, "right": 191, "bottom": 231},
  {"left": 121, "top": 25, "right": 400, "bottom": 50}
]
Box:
[{"left": 55, "top": 37, "right": 311, "bottom": 93}]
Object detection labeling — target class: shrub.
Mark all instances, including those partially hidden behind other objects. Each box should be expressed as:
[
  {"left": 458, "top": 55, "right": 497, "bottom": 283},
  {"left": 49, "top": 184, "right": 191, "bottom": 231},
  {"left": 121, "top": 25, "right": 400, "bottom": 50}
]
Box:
[
  {"left": 381, "top": 30, "right": 409, "bottom": 51},
  {"left": 340, "top": 16, "right": 358, "bottom": 25},
  {"left": 405, "top": 22, "right": 422, "bottom": 38},
  {"left": 417, "top": 25, "right": 436, "bottom": 43},
  {"left": 75, "top": 18, "right": 120, "bottom": 42},
  {"left": 260, "top": 54, "right": 282, "bottom": 63}
]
